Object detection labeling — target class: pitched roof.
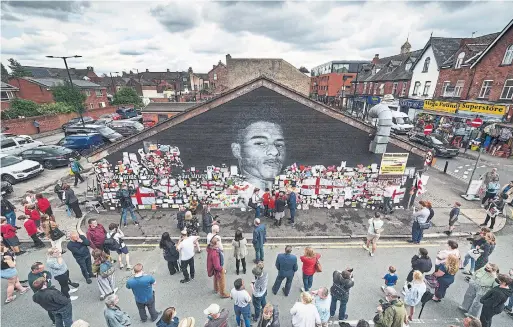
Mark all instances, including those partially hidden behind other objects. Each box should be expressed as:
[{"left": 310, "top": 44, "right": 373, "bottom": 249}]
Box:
[
  {"left": 0, "top": 81, "right": 19, "bottom": 91},
  {"left": 21, "top": 66, "right": 92, "bottom": 79},
  {"left": 23, "top": 77, "right": 103, "bottom": 89},
  {"left": 471, "top": 19, "right": 513, "bottom": 69},
  {"left": 361, "top": 50, "right": 422, "bottom": 82},
  {"left": 195, "top": 73, "right": 209, "bottom": 80},
  {"left": 87, "top": 76, "right": 426, "bottom": 162},
  {"left": 413, "top": 37, "right": 463, "bottom": 68},
  {"left": 142, "top": 102, "right": 196, "bottom": 113},
  {"left": 441, "top": 32, "right": 500, "bottom": 67}
]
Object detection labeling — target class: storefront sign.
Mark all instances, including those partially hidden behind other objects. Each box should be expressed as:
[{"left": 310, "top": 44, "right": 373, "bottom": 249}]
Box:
[
  {"left": 459, "top": 102, "right": 506, "bottom": 116},
  {"left": 379, "top": 153, "right": 409, "bottom": 175},
  {"left": 367, "top": 96, "right": 381, "bottom": 105},
  {"left": 400, "top": 99, "right": 424, "bottom": 110},
  {"left": 423, "top": 100, "right": 458, "bottom": 113}
]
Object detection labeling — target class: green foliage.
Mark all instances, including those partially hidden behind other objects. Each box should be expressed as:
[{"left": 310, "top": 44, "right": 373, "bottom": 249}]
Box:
[
  {"left": 3, "top": 99, "right": 40, "bottom": 118},
  {"left": 1, "top": 64, "right": 9, "bottom": 82},
  {"left": 112, "top": 87, "right": 143, "bottom": 107},
  {"left": 38, "top": 102, "right": 75, "bottom": 115},
  {"left": 7, "top": 58, "right": 32, "bottom": 77},
  {"left": 51, "top": 82, "right": 86, "bottom": 113}
]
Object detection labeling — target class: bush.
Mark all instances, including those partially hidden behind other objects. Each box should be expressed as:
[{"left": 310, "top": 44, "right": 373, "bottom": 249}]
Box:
[
  {"left": 3, "top": 99, "right": 40, "bottom": 118},
  {"left": 38, "top": 102, "right": 75, "bottom": 115}
]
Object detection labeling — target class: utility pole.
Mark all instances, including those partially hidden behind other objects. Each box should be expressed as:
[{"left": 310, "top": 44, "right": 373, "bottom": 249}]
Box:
[{"left": 46, "top": 55, "right": 85, "bottom": 126}]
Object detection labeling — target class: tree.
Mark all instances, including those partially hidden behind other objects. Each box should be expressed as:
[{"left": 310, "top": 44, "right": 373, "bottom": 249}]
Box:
[
  {"left": 299, "top": 66, "right": 310, "bottom": 74},
  {"left": 1, "top": 64, "right": 9, "bottom": 82},
  {"left": 51, "top": 82, "right": 87, "bottom": 113},
  {"left": 3, "top": 99, "right": 40, "bottom": 118},
  {"left": 112, "top": 87, "right": 143, "bottom": 107},
  {"left": 7, "top": 58, "right": 32, "bottom": 77}
]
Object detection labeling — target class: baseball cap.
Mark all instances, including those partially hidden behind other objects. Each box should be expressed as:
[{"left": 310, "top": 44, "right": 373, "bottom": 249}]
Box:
[{"left": 204, "top": 304, "right": 220, "bottom": 315}]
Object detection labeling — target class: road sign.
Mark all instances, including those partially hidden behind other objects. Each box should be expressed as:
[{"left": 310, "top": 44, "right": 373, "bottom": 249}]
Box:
[
  {"left": 471, "top": 118, "right": 483, "bottom": 128},
  {"left": 424, "top": 124, "right": 433, "bottom": 135}
]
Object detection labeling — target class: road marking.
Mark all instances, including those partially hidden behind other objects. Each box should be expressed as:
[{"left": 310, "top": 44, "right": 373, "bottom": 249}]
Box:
[
  {"left": 127, "top": 242, "right": 445, "bottom": 249},
  {"left": 454, "top": 170, "right": 459, "bottom": 172},
  {"left": 457, "top": 166, "right": 463, "bottom": 168},
  {"left": 465, "top": 164, "right": 470, "bottom": 167}
]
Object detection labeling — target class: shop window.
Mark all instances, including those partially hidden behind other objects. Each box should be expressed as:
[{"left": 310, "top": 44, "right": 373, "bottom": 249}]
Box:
[
  {"left": 500, "top": 79, "right": 513, "bottom": 100},
  {"left": 478, "top": 80, "right": 493, "bottom": 99},
  {"left": 363, "top": 82, "right": 367, "bottom": 94},
  {"left": 455, "top": 52, "right": 465, "bottom": 69},
  {"left": 423, "top": 81, "right": 431, "bottom": 96},
  {"left": 442, "top": 81, "right": 451, "bottom": 97},
  {"left": 422, "top": 57, "right": 430, "bottom": 73},
  {"left": 502, "top": 45, "right": 513, "bottom": 65},
  {"left": 454, "top": 80, "right": 464, "bottom": 97},
  {"left": 413, "top": 82, "right": 421, "bottom": 96},
  {"left": 392, "top": 82, "right": 398, "bottom": 95}
]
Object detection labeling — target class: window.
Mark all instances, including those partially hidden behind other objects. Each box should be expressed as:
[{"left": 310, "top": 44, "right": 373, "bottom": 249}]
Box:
[
  {"left": 89, "top": 103, "right": 94, "bottom": 109},
  {"left": 422, "top": 57, "right": 430, "bottom": 73},
  {"left": 368, "top": 82, "right": 373, "bottom": 94},
  {"left": 455, "top": 52, "right": 465, "bottom": 69},
  {"left": 502, "top": 45, "right": 513, "bottom": 65},
  {"left": 405, "top": 62, "right": 412, "bottom": 71},
  {"left": 500, "top": 79, "right": 513, "bottom": 99},
  {"left": 392, "top": 82, "right": 398, "bottom": 95},
  {"left": 374, "top": 83, "right": 379, "bottom": 95},
  {"left": 363, "top": 82, "right": 367, "bottom": 94},
  {"left": 379, "top": 83, "right": 384, "bottom": 95},
  {"left": 85, "top": 90, "right": 91, "bottom": 96},
  {"left": 442, "top": 81, "right": 451, "bottom": 96},
  {"left": 454, "top": 80, "right": 464, "bottom": 97},
  {"left": 400, "top": 82, "right": 407, "bottom": 97},
  {"left": 213, "top": 73, "right": 217, "bottom": 80},
  {"left": 99, "top": 102, "right": 106, "bottom": 108},
  {"left": 95, "top": 90, "right": 102, "bottom": 97},
  {"left": 0, "top": 139, "right": 16, "bottom": 149},
  {"left": 423, "top": 81, "right": 431, "bottom": 96},
  {"left": 413, "top": 81, "right": 421, "bottom": 95},
  {"left": 478, "top": 80, "right": 493, "bottom": 98}
]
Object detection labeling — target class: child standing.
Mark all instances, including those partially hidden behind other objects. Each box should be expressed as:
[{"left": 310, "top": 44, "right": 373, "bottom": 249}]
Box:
[
  {"left": 268, "top": 193, "right": 276, "bottom": 219},
  {"left": 381, "top": 266, "right": 398, "bottom": 291},
  {"left": 24, "top": 202, "right": 43, "bottom": 235},
  {"left": 262, "top": 188, "right": 270, "bottom": 217},
  {"left": 445, "top": 202, "right": 461, "bottom": 236},
  {"left": 17, "top": 215, "right": 45, "bottom": 248}
]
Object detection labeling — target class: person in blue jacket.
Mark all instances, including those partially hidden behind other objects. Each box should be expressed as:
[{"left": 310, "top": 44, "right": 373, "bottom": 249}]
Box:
[
  {"left": 271, "top": 245, "right": 298, "bottom": 296},
  {"left": 287, "top": 188, "right": 297, "bottom": 226},
  {"left": 252, "top": 218, "right": 266, "bottom": 264}
]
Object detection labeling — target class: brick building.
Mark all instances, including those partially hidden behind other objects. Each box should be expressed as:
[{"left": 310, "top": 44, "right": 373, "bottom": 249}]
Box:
[
  {"left": 8, "top": 77, "right": 108, "bottom": 109},
  {"left": 225, "top": 54, "right": 310, "bottom": 96},
  {"left": 123, "top": 69, "right": 191, "bottom": 95},
  {"left": 208, "top": 60, "right": 228, "bottom": 95},
  {"left": 1, "top": 81, "right": 19, "bottom": 111}
]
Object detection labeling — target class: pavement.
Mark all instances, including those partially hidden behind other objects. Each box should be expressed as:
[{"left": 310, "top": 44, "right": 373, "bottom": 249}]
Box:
[{"left": 2, "top": 232, "right": 512, "bottom": 327}]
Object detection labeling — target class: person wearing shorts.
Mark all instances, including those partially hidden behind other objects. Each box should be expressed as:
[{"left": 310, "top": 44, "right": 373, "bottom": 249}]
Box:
[
  {"left": 0, "top": 218, "right": 25, "bottom": 255},
  {"left": 363, "top": 212, "right": 384, "bottom": 257},
  {"left": 107, "top": 223, "right": 132, "bottom": 270},
  {"left": 1, "top": 245, "right": 29, "bottom": 304}
]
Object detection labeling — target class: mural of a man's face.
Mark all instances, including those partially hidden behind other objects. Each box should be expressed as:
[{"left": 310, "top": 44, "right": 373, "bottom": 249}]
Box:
[{"left": 231, "top": 121, "right": 286, "bottom": 186}]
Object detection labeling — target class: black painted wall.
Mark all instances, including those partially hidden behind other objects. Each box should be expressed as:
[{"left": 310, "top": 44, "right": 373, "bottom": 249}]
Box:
[{"left": 106, "top": 87, "right": 423, "bottom": 169}]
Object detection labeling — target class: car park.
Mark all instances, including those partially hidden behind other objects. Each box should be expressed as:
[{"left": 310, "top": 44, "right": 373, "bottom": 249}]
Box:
[
  {"left": 64, "top": 124, "right": 123, "bottom": 143},
  {"left": 0, "top": 154, "right": 44, "bottom": 184},
  {"left": 19, "top": 145, "right": 80, "bottom": 169},
  {"left": 116, "top": 107, "right": 138, "bottom": 119},
  {"left": 408, "top": 132, "right": 460, "bottom": 158},
  {"left": 57, "top": 133, "right": 105, "bottom": 155},
  {"left": 1, "top": 181, "right": 13, "bottom": 195},
  {"left": 0, "top": 136, "right": 44, "bottom": 156},
  {"left": 99, "top": 113, "right": 121, "bottom": 120},
  {"left": 95, "top": 118, "right": 113, "bottom": 126},
  {"left": 108, "top": 120, "right": 144, "bottom": 137},
  {"left": 61, "top": 116, "right": 95, "bottom": 131}
]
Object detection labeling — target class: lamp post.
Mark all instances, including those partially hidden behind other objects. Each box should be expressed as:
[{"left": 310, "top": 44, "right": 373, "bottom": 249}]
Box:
[
  {"left": 109, "top": 72, "right": 119, "bottom": 95},
  {"left": 46, "top": 55, "right": 85, "bottom": 126}
]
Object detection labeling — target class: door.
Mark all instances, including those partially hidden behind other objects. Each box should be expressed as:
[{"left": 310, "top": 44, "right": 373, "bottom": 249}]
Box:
[
  {"left": 30, "top": 149, "right": 46, "bottom": 163},
  {"left": 0, "top": 139, "right": 19, "bottom": 155}
]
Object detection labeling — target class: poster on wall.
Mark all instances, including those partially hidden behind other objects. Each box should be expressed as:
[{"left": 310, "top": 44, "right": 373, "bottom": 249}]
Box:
[{"left": 379, "top": 153, "right": 409, "bottom": 175}]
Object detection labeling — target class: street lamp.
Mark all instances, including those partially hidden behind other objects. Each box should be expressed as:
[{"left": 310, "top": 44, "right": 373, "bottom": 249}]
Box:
[
  {"left": 109, "top": 72, "right": 119, "bottom": 95},
  {"left": 46, "top": 55, "right": 85, "bottom": 126}
]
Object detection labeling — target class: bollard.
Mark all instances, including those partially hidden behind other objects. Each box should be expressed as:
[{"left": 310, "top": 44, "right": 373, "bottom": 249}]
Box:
[{"left": 444, "top": 161, "right": 449, "bottom": 174}]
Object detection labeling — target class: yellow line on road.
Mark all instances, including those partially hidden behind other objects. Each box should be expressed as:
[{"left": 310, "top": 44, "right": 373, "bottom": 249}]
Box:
[{"left": 128, "top": 243, "right": 442, "bottom": 249}]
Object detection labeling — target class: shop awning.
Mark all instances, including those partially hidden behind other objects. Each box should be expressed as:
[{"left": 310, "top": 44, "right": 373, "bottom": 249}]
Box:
[{"left": 419, "top": 109, "right": 503, "bottom": 122}]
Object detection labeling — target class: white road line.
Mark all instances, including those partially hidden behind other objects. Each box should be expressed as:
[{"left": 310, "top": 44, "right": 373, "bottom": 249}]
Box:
[{"left": 454, "top": 170, "right": 459, "bottom": 172}]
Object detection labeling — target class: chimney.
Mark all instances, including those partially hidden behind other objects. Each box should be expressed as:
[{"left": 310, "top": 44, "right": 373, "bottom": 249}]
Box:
[
  {"left": 146, "top": 69, "right": 149, "bottom": 72},
  {"left": 86, "top": 66, "right": 94, "bottom": 72},
  {"left": 226, "top": 54, "right": 231, "bottom": 62},
  {"left": 188, "top": 67, "right": 193, "bottom": 74},
  {"left": 372, "top": 54, "right": 380, "bottom": 65},
  {"left": 218, "top": 60, "right": 222, "bottom": 65},
  {"left": 167, "top": 69, "right": 170, "bottom": 72}
]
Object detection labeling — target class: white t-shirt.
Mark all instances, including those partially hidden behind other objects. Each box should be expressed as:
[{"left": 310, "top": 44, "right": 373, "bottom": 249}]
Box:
[
  {"left": 368, "top": 218, "right": 384, "bottom": 235},
  {"left": 206, "top": 233, "right": 223, "bottom": 251},
  {"left": 178, "top": 236, "right": 197, "bottom": 261},
  {"left": 290, "top": 302, "right": 321, "bottom": 327},
  {"left": 107, "top": 230, "right": 126, "bottom": 248},
  {"left": 383, "top": 186, "right": 395, "bottom": 198},
  {"left": 230, "top": 288, "right": 251, "bottom": 307}
]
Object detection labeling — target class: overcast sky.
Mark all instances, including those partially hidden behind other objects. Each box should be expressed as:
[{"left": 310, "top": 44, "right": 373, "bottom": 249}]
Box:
[{"left": 1, "top": 0, "right": 512, "bottom": 76}]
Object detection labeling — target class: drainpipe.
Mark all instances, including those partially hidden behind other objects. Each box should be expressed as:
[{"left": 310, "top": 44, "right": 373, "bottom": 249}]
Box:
[{"left": 368, "top": 96, "right": 394, "bottom": 153}]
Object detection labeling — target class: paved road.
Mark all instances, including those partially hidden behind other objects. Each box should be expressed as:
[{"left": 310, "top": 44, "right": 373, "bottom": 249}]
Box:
[
  {"left": 2, "top": 233, "right": 512, "bottom": 327},
  {"left": 34, "top": 131, "right": 65, "bottom": 145}
]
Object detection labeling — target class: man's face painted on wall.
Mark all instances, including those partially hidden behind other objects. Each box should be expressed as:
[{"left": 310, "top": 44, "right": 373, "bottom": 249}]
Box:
[{"left": 231, "top": 121, "right": 286, "bottom": 182}]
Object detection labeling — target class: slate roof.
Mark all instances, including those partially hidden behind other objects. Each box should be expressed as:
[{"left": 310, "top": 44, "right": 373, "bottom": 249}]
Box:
[
  {"left": 360, "top": 50, "right": 422, "bottom": 82},
  {"left": 23, "top": 77, "right": 103, "bottom": 89},
  {"left": 471, "top": 19, "right": 513, "bottom": 68},
  {"left": 0, "top": 81, "right": 19, "bottom": 91},
  {"left": 441, "top": 32, "right": 500, "bottom": 67},
  {"left": 142, "top": 102, "right": 196, "bottom": 113},
  {"left": 139, "top": 71, "right": 184, "bottom": 81},
  {"left": 21, "top": 66, "right": 92, "bottom": 79},
  {"left": 420, "top": 37, "right": 463, "bottom": 67}
]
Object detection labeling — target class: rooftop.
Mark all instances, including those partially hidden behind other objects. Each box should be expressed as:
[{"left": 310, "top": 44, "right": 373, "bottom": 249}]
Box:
[
  {"left": 23, "top": 77, "right": 103, "bottom": 89},
  {"left": 0, "top": 81, "right": 19, "bottom": 91}
]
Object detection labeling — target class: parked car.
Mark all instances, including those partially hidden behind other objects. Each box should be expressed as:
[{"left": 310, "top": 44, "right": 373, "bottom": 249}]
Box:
[
  {"left": 1, "top": 181, "right": 13, "bottom": 196},
  {"left": 0, "top": 133, "right": 33, "bottom": 141},
  {"left": 19, "top": 145, "right": 80, "bottom": 169},
  {"left": 57, "top": 133, "right": 105, "bottom": 155},
  {"left": 108, "top": 120, "right": 144, "bottom": 137},
  {"left": 61, "top": 116, "right": 95, "bottom": 131},
  {"left": 99, "top": 113, "right": 121, "bottom": 120},
  {"left": 0, "top": 154, "right": 44, "bottom": 184},
  {"left": 408, "top": 132, "right": 459, "bottom": 158},
  {"left": 0, "top": 137, "right": 44, "bottom": 156},
  {"left": 116, "top": 107, "right": 138, "bottom": 119},
  {"left": 95, "top": 118, "right": 113, "bottom": 126},
  {"left": 64, "top": 124, "right": 123, "bottom": 143},
  {"left": 142, "top": 119, "right": 156, "bottom": 128}
]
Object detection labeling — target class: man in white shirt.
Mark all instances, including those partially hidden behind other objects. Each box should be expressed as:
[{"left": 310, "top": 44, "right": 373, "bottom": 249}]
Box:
[
  {"left": 177, "top": 231, "right": 199, "bottom": 284},
  {"left": 382, "top": 181, "right": 395, "bottom": 214},
  {"left": 363, "top": 212, "right": 384, "bottom": 257},
  {"left": 207, "top": 224, "right": 223, "bottom": 251},
  {"left": 231, "top": 278, "right": 252, "bottom": 327}
]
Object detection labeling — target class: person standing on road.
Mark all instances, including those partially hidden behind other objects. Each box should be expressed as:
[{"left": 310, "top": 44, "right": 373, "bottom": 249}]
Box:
[
  {"left": 177, "top": 231, "right": 199, "bottom": 284},
  {"left": 231, "top": 278, "right": 252, "bottom": 327},
  {"left": 36, "top": 193, "right": 54, "bottom": 219},
  {"left": 1, "top": 197, "right": 17, "bottom": 227},
  {"left": 271, "top": 245, "right": 297, "bottom": 297},
  {"left": 435, "top": 240, "right": 461, "bottom": 269},
  {"left": 67, "top": 232, "right": 93, "bottom": 284},
  {"left": 481, "top": 177, "right": 500, "bottom": 207},
  {"left": 256, "top": 303, "right": 280, "bottom": 327},
  {"left": 116, "top": 183, "right": 139, "bottom": 227},
  {"left": 405, "top": 248, "right": 432, "bottom": 288},
  {"left": 92, "top": 249, "right": 117, "bottom": 301},
  {"left": 0, "top": 244, "right": 29, "bottom": 304},
  {"left": 232, "top": 229, "right": 248, "bottom": 275},
  {"left": 374, "top": 287, "right": 407, "bottom": 327},
  {"left": 203, "top": 304, "right": 229, "bottom": 327},
  {"left": 311, "top": 287, "right": 331, "bottom": 327},
  {"left": 28, "top": 261, "right": 53, "bottom": 292},
  {"left": 126, "top": 263, "right": 161, "bottom": 323},
  {"left": 462, "top": 227, "right": 490, "bottom": 275},
  {"left": 363, "top": 212, "right": 384, "bottom": 257},
  {"left": 479, "top": 274, "right": 512, "bottom": 327},
  {"left": 445, "top": 202, "right": 461, "bottom": 236},
  {"left": 253, "top": 218, "right": 266, "bottom": 264},
  {"left": 41, "top": 215, "right": 66, "bottom": 253},
  {"left": 251, "top": 188, "right": 263, "bottom": 218},
  {"left": 290, "top": 292, "right": 320, "bottom": 327},
  {"left": 18, "top": 215, "right": 45, "bottom": 248},
  {"left": 206, "top": 237, "right": 229, "bottom": 298},
  {"left": 481, "top": 193, "right": 506, "bottom": 230},
  {"left": 473, "top": 233, "right": 496, "bottom": 273},
  {"left": 0, "top": 217, "right": 25, "bottom": 255},
  {"left": 287, "top": 188, "right": 297, "bottom": 226},
  {"left": 46, "top": 247, "right": 79, "bottom": 300},
  {"left": 329, "top": 269, "right": 354, "bottom": 321},
  {"left": 63, "top": 184, "right": 82, "bottom": 218},
  {"left": 207, "top": 224, "right": 223, "bottom": 251},
  {"left": 274, "top": 193, "right": 286, "bottom": 226},
  {"left": 300, "top": 246, "right": 320, "bottom": 292},
  {"left": 156, "top": 307, "right": 180, "bottom": 327},
  {"left": 432, "top": 254, "right": 459, "bottom": 302},
  {"left": 403, "top": 270, "right": 426, "bottom": 324},
  {"left": 201, "top": 204, "right": 213, "bottom": 235},
  {"left": 104, "top": 293, "right": 132, "bottom": 327},
  {"left": 408, "top": 201, "right": 430, "bottom": 244},
  {"left": 54, "top": 180, "right": 65, "bottom": 203},
  {"left": 479, "top": 168, "right": 499, "bottom": 193},
  {"left": 33, "top": 120, "right": 40, "bottom": 133},
  {"left": 86, "top": 218, "right": 107, "bottom": 252},
  {"left": 69, "top": 158, "right": 84, "bottom": 187},
  {"left": 251, "top": 262, "right": 268, "bottom": 322},
  {"left": 382, "top": 181, "right": 395, "bottom": 214},
  {"left": 159, "top": 232, "right": 180, "bottom": 275},
  {"left": 32, "top": 277, "right": 74, "bottom": 327},
  {"left": 106, "top": 223, "right": 131, "bottom": 270},
  {"left": 459, "top": 263, "right": 499, "bottom": 318}
]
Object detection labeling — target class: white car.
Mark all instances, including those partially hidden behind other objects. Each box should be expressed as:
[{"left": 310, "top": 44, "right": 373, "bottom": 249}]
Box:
[
  {"left": 0, "top": 136, "right": 44, "bottom": 156},
  {"left": 0, "top": 154, "right": 44, "bottom": 184}
]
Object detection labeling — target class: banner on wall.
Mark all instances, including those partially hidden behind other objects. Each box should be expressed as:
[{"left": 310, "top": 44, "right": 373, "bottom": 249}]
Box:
[
  {"left": 459, "top": 102, "right": 507, "bottom": 116},
  {"left": 379, "top": 153, "right": 409, "bottom": 175},
  {"left": 423, "top": 100, "right": 458, "bottom": 114}
]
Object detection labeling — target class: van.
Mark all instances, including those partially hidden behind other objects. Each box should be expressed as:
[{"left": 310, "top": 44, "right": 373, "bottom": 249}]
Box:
[
  {"left": 0, "top": 136, "right": 44, "bottom": 156},
  {"left": 116, "top": 107, "right": 138, "bottom": 119},
  {"left": 390, "top": 111, "right": 414, "bottom": 134},
  {"left": 64, "top": 124, "right": 123, "bottom": 143},
  {"left": 57, "top": 133, "right": 105, "bottom": 155}
]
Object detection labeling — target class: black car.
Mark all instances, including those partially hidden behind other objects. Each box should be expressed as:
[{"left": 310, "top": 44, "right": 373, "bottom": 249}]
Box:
[
  {"left": 61, "top": 116, "right": 95, "bottom": 131},
  {"left": 408, "top": 133, "right": 459, "bottom": 158},
  {"left": 19, "top": 145, "right": 80, "bottom": 169}
]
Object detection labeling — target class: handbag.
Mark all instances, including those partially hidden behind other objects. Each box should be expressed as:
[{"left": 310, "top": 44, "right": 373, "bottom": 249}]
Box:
[
  {"left": 49, "top": 223, "right": 65, "bottom": 241},
  {"left": 467, "top": 248, "right": 482, "bottom": 260},
  {"left": 315, "top": 258, "right": 322, "bottom": 273}
]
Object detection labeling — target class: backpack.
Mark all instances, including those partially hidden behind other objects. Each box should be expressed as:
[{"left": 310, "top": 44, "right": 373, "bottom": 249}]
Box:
[
  {"left": 99, "top": 260, "right": 115, "bottom": 278},
  {"left": 104, "top": 234, "right": 121, "bottom": 251},
  {"left": 248, "top": 197, "right": 257, "bottom": 209}
]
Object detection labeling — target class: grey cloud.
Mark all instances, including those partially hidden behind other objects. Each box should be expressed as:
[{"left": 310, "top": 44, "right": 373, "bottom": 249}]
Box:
[
  {"left": 1, "top": 11, "right": 21, "bottom": 21},
  {"left": 119, "top": 50, "right": 145, "bottom": 56},
  {"left": 150, "top": 4, "right": 199, "bottom": 33},
  {"left": 1, "top": 1, "right": 90, "bottom": 21}
]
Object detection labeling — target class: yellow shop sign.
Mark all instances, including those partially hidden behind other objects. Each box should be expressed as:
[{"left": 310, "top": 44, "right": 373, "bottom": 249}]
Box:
[
  {"left": 459, "top": 102, "right": 506, "bottom": 115},
  {"left": 423, "top": 100, "right": 458, "bottom": 113}
]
